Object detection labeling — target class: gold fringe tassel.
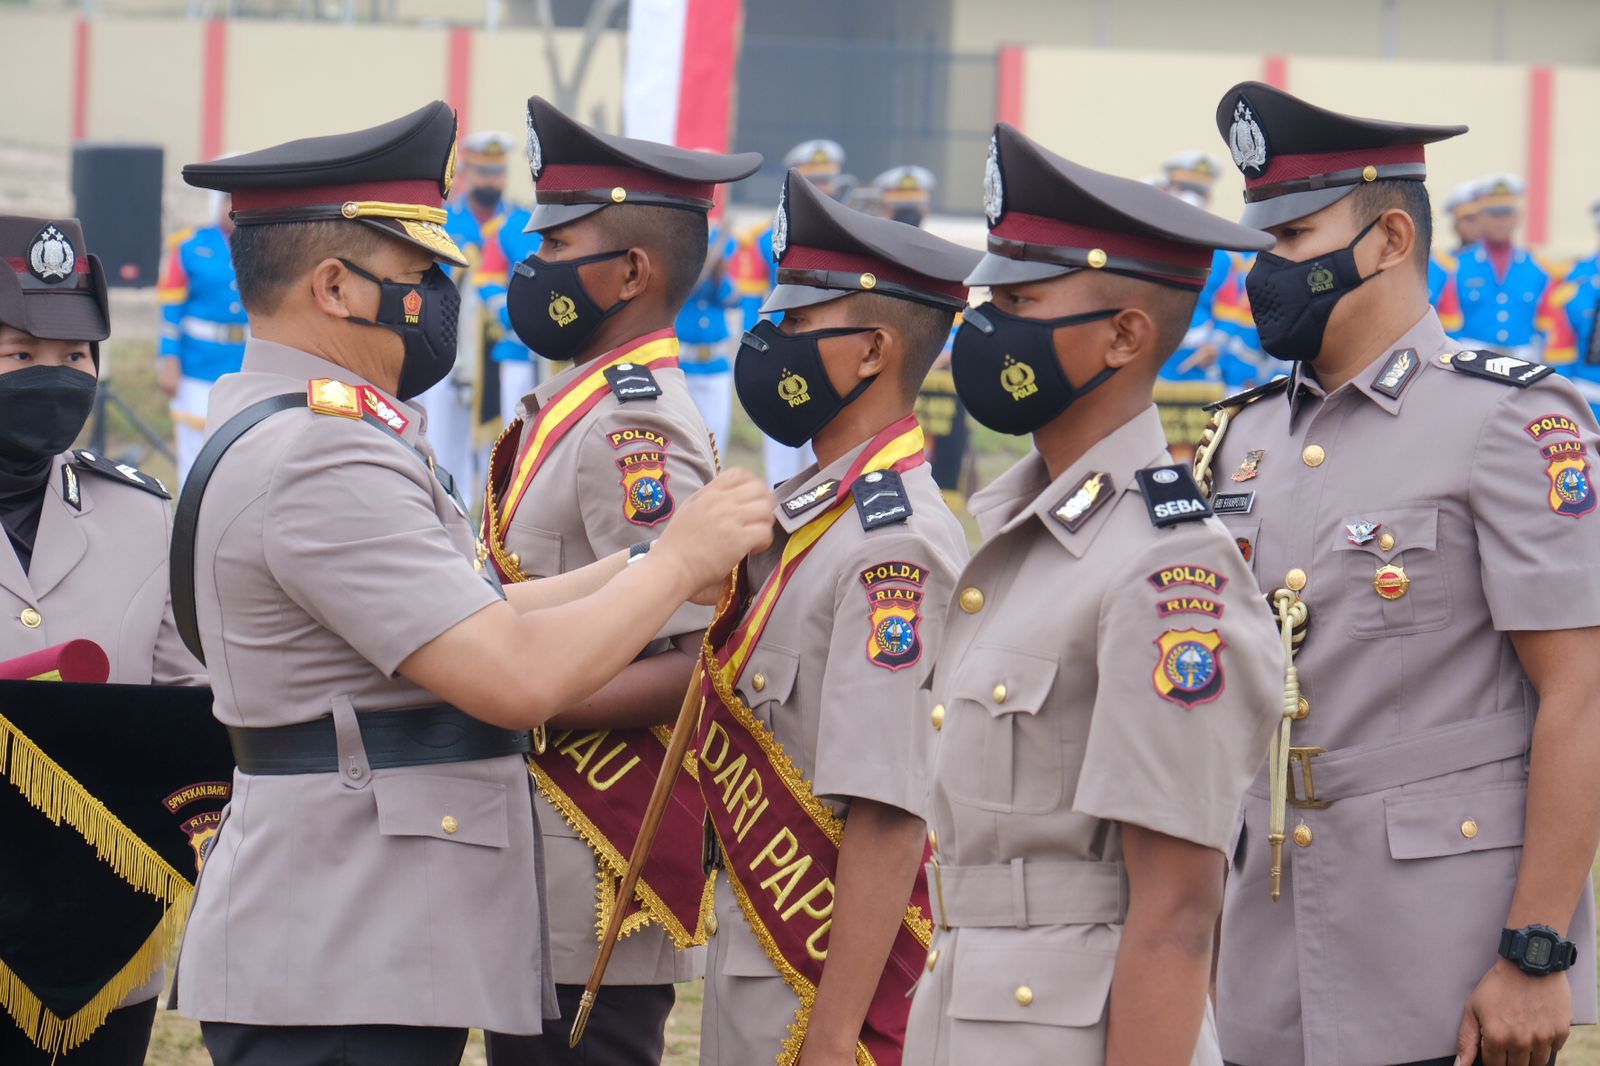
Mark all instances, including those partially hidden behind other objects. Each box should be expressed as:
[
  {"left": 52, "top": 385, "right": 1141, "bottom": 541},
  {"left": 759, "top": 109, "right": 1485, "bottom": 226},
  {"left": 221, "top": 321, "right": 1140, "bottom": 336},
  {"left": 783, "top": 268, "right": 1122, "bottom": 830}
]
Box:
[{"left": 0, "top": 712, "right": 196, "bottom": 1054}]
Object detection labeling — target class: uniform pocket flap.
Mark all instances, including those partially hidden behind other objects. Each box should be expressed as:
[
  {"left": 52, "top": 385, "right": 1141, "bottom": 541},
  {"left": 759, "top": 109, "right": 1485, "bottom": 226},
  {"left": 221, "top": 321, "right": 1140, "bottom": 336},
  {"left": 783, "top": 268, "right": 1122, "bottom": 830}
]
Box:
[
  {"left": 508, "top": 525, "right": 564, "bottom": 577},
  {"left": 1331, "top": 504, "right": 1438, "bottom": 557},
  {"left": 374, "top": 773, "right": 510, "bottom": 848},
  {"left": 738, "top": 643, "right": 801, "bottom": 707},
  {"left": 1385, "top": 781, "right": 1526, "bottom": 860},
  {"left": 950, "top": 646, "right": 1057, "bottom": 718},
  {"left": 950, "top": 945, "right": 1115, "bottom": 1027}
]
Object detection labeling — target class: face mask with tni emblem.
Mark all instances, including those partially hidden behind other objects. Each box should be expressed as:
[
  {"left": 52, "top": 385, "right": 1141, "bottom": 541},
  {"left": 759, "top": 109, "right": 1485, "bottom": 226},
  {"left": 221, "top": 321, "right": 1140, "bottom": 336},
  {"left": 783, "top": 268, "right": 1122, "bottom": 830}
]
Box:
[
  {"left": 733, "top": 319, "right": 876, "bottom": 448},
  {"left": 506, "top": 249, "right": 629, "bottom": 361},
  {"left": 950, "top": 303, "right": 1121, "bottom": 436}
]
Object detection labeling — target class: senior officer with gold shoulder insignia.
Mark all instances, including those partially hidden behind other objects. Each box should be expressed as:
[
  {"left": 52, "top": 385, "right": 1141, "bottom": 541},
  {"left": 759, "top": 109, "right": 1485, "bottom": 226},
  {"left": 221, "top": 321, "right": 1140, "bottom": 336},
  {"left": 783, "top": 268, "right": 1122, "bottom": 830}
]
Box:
[
  {"left": 172, "top": 102, "right": 774, "bottom": 1066},
  {"left": 1203, "top": 83, "right": 1600, "bottom": 1066},
  {"left": 904, "top": 123, "right": 1282, "bottom": 1066},
  {"left": 479, "top": 95, "right": 760, "bottom": 1066}
]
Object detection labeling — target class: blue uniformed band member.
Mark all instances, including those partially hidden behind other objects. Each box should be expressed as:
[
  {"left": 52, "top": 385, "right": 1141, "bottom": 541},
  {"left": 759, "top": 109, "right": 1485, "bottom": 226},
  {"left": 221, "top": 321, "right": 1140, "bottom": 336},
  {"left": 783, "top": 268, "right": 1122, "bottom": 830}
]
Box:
[
  {"left": 172, "top": 101, "right": 773, "bottom": 1066},
  {"left": 1204, "top": 81, "right": 1600, "bottom": 1066},
  {"left": 904, "top": 122, "right": 1282, "bottom": 1066}
]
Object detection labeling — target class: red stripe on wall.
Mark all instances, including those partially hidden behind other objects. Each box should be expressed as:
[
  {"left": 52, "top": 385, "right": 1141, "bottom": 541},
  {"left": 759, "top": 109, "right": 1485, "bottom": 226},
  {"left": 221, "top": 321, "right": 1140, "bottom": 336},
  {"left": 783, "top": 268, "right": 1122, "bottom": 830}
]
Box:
[
  {"left": 996, "top": 46, "right": 1024, "bottom": 127},
  {"left": 673, "top": 0, "right": 743, "bottom": 153},
  {"left": 200, "top": 19, "right": 227, "bottom": 161},
  {"left": 72, "top": 17, "right": 90, "bottom": 141},
  {"left": 447, "top": 27, "right": 473, "bottom": 137},
  {"left": 1264, "top": 54, "right": 1288, "bottom": 89},
  {"left": 1526, "top": 65, "right": 1553, "bottom": 246}
]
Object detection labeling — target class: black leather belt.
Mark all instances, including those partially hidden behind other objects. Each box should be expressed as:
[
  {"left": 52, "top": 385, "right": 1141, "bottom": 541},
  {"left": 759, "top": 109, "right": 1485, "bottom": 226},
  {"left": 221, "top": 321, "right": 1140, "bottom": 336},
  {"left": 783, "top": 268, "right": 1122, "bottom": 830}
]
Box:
[{"left": 228, "top": 705, "right": 530, "bottom": 775}]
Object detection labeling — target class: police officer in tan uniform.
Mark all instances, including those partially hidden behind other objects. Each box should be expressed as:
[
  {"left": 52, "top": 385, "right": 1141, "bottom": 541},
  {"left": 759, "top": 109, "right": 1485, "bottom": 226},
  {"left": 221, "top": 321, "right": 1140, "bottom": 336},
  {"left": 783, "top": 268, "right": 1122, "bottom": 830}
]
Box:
[
  {"left": 0, "top": 215, "right": 203, "bottom": 1065},
  {"left": 172, "top": 102, "right": 773, "bottom": 1066},
  {"left": 903, "top": 123, "right": 1282, "bottom": 1066},
  {"left": 1204, "top": 83, "right": 1600, "bottom": 1066},
  {"left": 479, "top": 96, "right": 759, "bottom": 1066},
  {"left": 695, "top": 170, "right": 976, "bottom": 1065}
]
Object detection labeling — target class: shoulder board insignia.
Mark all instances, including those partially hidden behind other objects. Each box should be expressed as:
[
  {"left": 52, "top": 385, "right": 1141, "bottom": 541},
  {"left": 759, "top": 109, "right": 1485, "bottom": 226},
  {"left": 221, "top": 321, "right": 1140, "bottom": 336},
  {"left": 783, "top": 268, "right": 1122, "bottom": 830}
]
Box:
[
  {"left": 851, "top": 470, "right": 912, "bottom": 531},
  {"left": 307, "top": 377, "right": 361, "bottom": 418},
  {"left": 1370, "top": 347, "right": 1421, "bottom": 398},
  {"left": 69, "top": 450, "right": 171, "bottom": 500},
  {"left": 783, "top": 477, "right": 841, "bottom": 518},
  {"left": 1051, "top": 471, "right": 1113, "bottom": 533},
  {"left": 358, "top": 385, "right": 409, "bottom": 434},
  {"left": 604, "top": 362, "right": 663, "bottom": 403},
  {"left": 1136, "top": 465, "right": 1212, "bottom": 528},
  {"left": 1203, "top": 375, "right": 1291, "bottom": 413},
  {"left": 1447, "top": 350, "right": 1553, "bottom": 388}
]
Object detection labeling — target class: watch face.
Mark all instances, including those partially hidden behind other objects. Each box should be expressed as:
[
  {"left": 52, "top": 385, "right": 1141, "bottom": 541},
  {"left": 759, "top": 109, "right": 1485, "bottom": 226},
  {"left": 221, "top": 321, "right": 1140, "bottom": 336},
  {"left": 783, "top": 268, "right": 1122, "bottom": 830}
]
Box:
[{"left": 1526, "top": 934, "right": 1555, "bottom": 968}]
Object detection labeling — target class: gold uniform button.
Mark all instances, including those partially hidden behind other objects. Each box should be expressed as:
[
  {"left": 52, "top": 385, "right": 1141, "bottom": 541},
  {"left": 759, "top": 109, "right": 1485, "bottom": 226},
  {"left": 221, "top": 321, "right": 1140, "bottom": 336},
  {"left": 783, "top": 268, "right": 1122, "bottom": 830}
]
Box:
[
  {"left": 610, "top": 186, "right": 627, "bottom": 203},
  {"left": 1015, "top": 985, "right": 1034, "bottom": 1007},
  {"left": 19, "top": 608, "right": 41, "bottom": 629},
  {"left": 926, "top": 948, "right": 940, "bottom": 972},
  {"left": 1285, "top": 568, "right": 1308, "bottom": 592},
  {"left": 1461, "top": 818, "right": 1479, "bottom": 840},
  {"left": 860, "top": 272, "right": 877, "bottom": 289},
  {"left": 1301, "top": 444, "right": 1326, "bottom": 468},
  {"left": 1293, "top": 824, "right": 1313, "bottom": 847},
  {"left": 706, "top": 913, "right": 719, "bottom": 936},
  {"left": 752, "top": 673, "right": 767, "bottom": 693},
  {"left": 1378, "top": 532, "right": 1395, "bottom": 552},
  {"left": 441, "top": 815, "right": 459, "bottom": 835},
  {"left": 1086, "top": 248, "right": 1108, "bottom": 269},
  {"left": 508, "top": 551, "right": 521, "bottom": 570},
  {"left": 992, "top": 684, "right": 1007, "bottom": 705},
  {"left": 930, "top": 703, "right": 945, "bottom": 730},
  {"left": 959, "top": 587, "right": 985, "bottom": 613},
  {"left": 1295, "top": 696, "right": 1310, "bottom": 720},
  {"left": 1362, "top": 164, "right": 1379, "bottom": 182}
]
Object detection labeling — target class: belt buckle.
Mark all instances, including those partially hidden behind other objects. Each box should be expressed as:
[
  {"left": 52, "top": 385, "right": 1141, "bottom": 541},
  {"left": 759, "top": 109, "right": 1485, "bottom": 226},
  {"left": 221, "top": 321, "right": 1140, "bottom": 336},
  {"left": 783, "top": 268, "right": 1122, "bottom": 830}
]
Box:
[{"left": 1287, "top": 746, "right": 1330, "bottom": 809}]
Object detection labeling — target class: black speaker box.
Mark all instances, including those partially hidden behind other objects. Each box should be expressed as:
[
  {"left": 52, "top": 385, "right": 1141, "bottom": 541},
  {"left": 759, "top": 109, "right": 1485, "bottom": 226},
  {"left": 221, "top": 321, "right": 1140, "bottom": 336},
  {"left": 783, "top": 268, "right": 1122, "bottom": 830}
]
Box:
[{"left": 72, "top": 143, "right": 164, "bottom": 289}]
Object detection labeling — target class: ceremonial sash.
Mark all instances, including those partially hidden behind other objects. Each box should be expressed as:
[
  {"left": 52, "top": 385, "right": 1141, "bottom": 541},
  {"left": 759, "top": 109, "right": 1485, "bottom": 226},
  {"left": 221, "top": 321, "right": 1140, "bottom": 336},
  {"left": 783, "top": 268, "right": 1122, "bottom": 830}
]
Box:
[
  {"left": 698, "top": 418, "right": 933, "bottom": 1066},
  {"left": 481, "top": 331, "right": 714, "bottom": 946}
]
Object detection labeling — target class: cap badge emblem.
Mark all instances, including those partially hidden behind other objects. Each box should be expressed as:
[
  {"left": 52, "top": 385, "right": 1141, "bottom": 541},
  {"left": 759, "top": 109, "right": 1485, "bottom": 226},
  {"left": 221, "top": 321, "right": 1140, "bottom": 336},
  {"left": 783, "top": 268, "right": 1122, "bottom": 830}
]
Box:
[
  {"left": 983, "top": 134, "right": 1004, "bottom": 223},
  {"left": 772, "top": 183, "right": 789, "bottom": 259},
  {"left": 28, "top": 224, "right": 76, "bottom": 283},
  {"left": 1000, "top": 356, "right": 1037, "bottom": 401},
  {"left": 548, "top": 293, "right": 578, "bottom": 327},
  {"left": 1228, "top": 98, "right": 1269, "bottom": 177},
  {"left": 778, "top": 370, "right": 810, "bottom": 407},
  {"left": 525, "top": 111, "right": 543, "bottom": 178},
  {"left": 1307, "top": 264, "right": 1335, "bottom": 294}
]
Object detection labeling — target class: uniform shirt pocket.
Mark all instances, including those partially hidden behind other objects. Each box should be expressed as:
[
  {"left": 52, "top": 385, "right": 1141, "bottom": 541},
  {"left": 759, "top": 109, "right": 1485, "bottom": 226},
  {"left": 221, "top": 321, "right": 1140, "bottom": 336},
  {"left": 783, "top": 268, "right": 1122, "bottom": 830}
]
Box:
[
  {"left": 1385, "top": 780, "right": 1526, "bottom": 860},
  {"left": 737, "top": 644, "right": 801, "bottom": 728},
  {"left": 507, "top": 525, "right": 564, "bottom": 578},
  {"left": 1331, "top": 504, "right": 1452, "bottom": 638},
  {"left": 944, "top": 646, "right": 1061, "bottom": 815},
  {"left": 949, "top": 932, "right": 1117, "bottom": 1062},
  {"left": 374, "top": 773, "right": 510, "bottom": 848}
]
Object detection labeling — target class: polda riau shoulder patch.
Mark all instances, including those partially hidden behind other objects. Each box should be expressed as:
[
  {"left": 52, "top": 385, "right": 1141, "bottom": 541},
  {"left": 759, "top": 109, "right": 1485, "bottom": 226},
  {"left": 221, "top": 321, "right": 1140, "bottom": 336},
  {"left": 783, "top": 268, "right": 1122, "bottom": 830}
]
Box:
[
  {"left": 860, "top": 561, "right": 925, "bottom": 672},
  {"left": 1447, "top": 349, "right": 1554, "bottom": 388},
  {"left": 617, "top": 449, "right": 674, "bottom": 526},
  {"left": 851, "top": 470, "right": 912, "bottom": 530},
  {"left": 69, "top": 450, "right": 171, "bottom": 500},
  {"left": 604, "top": 362, "right": 663, "bottom": 402},
  {"left": 1135, "top": 465, "right": 1212, "bottom": 527},
  {"left": 1153, "top": 628, "right": 1226, "bottom": 708}
]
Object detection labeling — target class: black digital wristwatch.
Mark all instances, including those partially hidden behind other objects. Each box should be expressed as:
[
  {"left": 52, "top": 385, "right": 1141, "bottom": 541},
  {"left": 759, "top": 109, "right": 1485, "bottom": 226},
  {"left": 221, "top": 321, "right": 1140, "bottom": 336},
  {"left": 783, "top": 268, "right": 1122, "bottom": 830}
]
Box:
[{"left": 1498, "top": 924, "right": 1577, "bottom": 976}]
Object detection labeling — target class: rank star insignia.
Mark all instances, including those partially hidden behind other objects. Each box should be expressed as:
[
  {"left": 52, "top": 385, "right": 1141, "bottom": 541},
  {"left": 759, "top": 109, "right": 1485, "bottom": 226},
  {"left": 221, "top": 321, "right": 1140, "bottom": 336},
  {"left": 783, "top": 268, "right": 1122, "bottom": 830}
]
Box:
[
  {"left": 617, "top": 450, "right": 674, "bottom": 526},
  {"left": 28, "top": 223, "right": 76, "bottom": 283},
  {"left": 1231, "top": 449, "right": 1264, "bottom": 482},
  {"left": 1346, "top": 520, "right": 1381, "bottom": 545},
  {"left": 1227, "top": 98, "right": 1269, "bottom": 176},
  {"left": 1052, "top": 471, "right": 1111, "bottom": 532},
  {"left": 1153, "top": 628, "right": 1226, "bottom": 708}
]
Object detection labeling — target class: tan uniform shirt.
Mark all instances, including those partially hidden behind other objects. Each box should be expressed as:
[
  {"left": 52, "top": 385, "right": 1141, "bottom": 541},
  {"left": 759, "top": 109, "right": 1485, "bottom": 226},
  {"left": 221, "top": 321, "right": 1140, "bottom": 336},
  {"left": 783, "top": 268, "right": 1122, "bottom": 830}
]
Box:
[
  {"left": 504, "top": 346, "right": 714, "bottom": 986},
  {"left": 176, "top": 339, "right": 556, "bottom": 1034},
  {"left": 903, "top": 406, "right": 1280, "bottom": 1066},
  {"left": 698, "top": 438, "right": 968, "bottom": 1066},
  {"left": 1211, "top": 310, "right": 1600, "bottom": 1066},
  {"left": 1, "top": 450, "right": 204, "bottom": 1005}
]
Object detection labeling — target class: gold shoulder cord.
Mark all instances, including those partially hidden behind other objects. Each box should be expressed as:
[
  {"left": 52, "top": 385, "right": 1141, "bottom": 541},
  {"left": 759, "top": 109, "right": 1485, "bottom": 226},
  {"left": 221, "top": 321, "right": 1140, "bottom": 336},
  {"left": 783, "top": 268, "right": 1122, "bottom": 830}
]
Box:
[
  {"left": 1191, "top": 403, "right": 1241, "bottom": 498},
  {"left": 1267, "top": 589, "right": 1309, "bottom": 901}
]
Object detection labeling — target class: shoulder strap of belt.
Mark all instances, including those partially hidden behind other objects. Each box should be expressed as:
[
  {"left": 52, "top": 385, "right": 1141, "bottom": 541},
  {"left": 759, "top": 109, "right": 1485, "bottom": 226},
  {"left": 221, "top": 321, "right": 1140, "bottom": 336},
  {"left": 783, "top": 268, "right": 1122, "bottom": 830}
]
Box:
[{"left": 170, "top": 393, "right": 307, "bottom": 665}]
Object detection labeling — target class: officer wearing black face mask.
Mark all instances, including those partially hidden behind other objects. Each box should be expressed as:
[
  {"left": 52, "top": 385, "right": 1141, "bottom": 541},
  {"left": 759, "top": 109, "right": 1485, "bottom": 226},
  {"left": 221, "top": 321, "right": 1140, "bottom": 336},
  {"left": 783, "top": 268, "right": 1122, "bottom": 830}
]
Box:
[
  {"left": 0, "top": 214, "right": 206, "bottom": 1066},
  {"left": 906, "top": 124, "right": 1283, "bottom": 1066},
  {"left": 170, "top": 101, "right": 777, "bottom": 1066},
  {"left": 1201, "top": 83, "right": 1600, "bottom": 1066}
]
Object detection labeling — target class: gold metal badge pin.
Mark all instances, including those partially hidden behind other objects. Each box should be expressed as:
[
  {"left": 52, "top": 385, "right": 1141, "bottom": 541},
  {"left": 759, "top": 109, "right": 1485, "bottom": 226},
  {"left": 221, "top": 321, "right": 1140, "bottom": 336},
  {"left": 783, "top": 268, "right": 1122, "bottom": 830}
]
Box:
[{"left": 1374, "top": 564, "right": 1409, "bottom": 600}]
